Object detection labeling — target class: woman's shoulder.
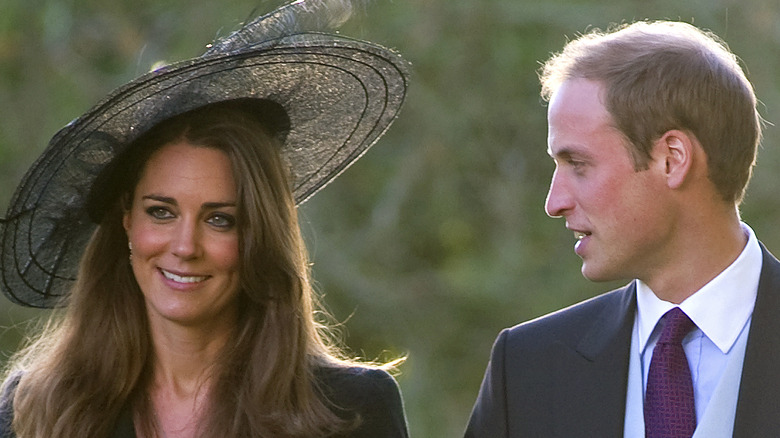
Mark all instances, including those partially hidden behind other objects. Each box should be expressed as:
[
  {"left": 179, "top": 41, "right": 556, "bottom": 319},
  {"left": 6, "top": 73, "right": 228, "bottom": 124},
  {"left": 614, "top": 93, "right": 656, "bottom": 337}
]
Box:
[
  {"left": 315, "top": 365, "right": 403, "bottom": 414},
  {"left": 315, "top": 365, "right": 409, "bottom": 438},
  {"left": 317, "top": 365, "right": 398, "bottom": 395}
]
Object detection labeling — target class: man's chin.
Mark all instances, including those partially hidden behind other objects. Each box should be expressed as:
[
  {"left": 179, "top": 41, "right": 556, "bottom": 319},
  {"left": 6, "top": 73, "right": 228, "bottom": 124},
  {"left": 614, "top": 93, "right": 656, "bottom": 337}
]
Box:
[{"left": 580, "top": 263, "right": 623, "bottom": 283}]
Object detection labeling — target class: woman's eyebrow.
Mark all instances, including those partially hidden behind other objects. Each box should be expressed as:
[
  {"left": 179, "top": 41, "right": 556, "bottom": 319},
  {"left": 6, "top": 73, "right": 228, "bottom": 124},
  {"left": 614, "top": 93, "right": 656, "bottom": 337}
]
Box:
[{"left": 142, "top": 194, "right": 176, "bottom": 205}]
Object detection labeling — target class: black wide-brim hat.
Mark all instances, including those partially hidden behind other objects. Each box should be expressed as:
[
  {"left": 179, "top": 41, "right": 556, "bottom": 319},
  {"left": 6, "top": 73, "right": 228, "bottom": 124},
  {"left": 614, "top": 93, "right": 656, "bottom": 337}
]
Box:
[{"left": 0, "top": 1, "right": 410, "bottom": 308}]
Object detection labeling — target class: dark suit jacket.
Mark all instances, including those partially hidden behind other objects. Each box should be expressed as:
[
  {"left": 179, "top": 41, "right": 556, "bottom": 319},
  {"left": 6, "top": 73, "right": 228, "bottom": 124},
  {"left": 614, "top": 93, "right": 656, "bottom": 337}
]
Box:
[
  {"left": 0, "top": 366, "right": 408, "bottom": 438},
  {"left": 465, "top": 243, "right": 780, "bottom": 437}
]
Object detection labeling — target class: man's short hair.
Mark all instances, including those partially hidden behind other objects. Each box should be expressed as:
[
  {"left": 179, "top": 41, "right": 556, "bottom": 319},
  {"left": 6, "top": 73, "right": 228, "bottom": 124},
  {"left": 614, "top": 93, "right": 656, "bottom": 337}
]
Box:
[{"left": 539, "top": 21, "right": 761, "bottom": 204}]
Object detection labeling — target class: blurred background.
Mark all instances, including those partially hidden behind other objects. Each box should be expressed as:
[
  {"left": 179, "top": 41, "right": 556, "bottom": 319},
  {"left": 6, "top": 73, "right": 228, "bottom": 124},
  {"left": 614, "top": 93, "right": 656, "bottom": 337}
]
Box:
[{"left": 2, "top": 0, "right": 780, "bottom": 436}]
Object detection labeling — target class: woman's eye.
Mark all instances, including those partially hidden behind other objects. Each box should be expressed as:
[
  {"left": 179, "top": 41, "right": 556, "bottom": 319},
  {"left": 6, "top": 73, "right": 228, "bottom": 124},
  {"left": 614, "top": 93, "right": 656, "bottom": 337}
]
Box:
[
  {"left": 146, "top": 206, "right": 174, "bottom": 220},
  {"left": 207, "top": 213, "right": 236, "bottom": 229}
]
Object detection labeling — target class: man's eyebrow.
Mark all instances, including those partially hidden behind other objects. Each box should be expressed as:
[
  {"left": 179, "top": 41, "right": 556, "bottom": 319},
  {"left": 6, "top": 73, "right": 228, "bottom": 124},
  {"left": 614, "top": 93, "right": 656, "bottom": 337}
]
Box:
[{"left": 548, "top": 146, "right": 577, "bottom": 159}]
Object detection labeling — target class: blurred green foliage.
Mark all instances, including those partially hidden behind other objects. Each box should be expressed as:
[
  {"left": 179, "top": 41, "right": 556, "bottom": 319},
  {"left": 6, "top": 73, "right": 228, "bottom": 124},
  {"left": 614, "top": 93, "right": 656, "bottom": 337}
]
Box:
[{"left": 1, "top": 0, "right": 779, "bottom": 436}]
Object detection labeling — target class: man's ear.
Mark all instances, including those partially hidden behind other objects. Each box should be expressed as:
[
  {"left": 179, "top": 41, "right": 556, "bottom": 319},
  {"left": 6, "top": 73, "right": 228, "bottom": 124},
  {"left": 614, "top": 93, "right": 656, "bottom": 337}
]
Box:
[{"left": 655, "top": 130, "right": 696, "bottom": 190}]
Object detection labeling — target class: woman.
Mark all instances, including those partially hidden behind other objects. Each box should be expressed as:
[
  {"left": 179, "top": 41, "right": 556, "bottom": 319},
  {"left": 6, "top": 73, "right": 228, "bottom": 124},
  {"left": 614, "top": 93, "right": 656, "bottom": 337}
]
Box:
[{"left": 0, "top": 1, "right": 409, "bottom": 437}]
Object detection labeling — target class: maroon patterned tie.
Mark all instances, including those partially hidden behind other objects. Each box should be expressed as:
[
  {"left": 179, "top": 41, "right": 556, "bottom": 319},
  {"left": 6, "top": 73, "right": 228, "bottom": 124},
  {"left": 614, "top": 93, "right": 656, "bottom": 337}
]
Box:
[{"left": 644, "top": 307, "right": 697, "bottom": 438}]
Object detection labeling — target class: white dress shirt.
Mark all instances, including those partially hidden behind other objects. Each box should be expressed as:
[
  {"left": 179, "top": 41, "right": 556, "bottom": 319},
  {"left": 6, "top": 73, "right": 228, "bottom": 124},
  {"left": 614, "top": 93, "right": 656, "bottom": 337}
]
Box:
[{"left": 623, "top": 223, "right": 762, "bottom": 437}]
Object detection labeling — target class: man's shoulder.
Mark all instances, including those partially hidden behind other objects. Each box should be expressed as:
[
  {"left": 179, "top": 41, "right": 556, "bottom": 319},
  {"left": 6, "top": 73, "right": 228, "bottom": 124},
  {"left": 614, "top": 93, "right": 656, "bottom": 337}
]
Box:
[{"left": 500, "top": 283, "right": 634, "bottom": 350}]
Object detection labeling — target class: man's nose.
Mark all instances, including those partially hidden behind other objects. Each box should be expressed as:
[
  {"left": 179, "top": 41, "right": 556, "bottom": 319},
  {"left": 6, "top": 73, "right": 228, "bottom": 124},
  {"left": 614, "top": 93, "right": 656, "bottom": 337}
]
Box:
[{"left": 544, "top": 169, "right": 573, "bottom": 218}]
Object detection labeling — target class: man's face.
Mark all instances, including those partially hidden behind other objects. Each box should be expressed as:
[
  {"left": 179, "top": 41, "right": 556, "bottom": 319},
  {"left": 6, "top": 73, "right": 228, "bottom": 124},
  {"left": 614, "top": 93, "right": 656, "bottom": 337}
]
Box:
[{"left": 545, "top": 78, "right": 671, "bottom": 283}]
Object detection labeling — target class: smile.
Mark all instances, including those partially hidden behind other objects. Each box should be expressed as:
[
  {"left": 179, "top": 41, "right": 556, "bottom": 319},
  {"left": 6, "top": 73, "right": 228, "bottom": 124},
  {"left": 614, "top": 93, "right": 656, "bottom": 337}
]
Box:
[
  {"left": 160, "top": 269, "right": 208, "bottom": 284},
  {"left": 574, "top": 231, "right": 591, "bottom": 240}
]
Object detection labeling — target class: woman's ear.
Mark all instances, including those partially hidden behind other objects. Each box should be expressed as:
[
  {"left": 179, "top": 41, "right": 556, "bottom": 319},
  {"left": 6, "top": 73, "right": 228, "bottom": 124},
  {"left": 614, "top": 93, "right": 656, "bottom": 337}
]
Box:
[
  {"left": 122, "top": 211, "right": 131, "bottom": 233},
  {"left": 655, "top": 129, "right": 696, "bottom": 190},
  {"left": 119, "top": 193, "right": 133, "bottom": 232},
  {"left": 122, "top": 194, "right": 133, "bottom": 232}
]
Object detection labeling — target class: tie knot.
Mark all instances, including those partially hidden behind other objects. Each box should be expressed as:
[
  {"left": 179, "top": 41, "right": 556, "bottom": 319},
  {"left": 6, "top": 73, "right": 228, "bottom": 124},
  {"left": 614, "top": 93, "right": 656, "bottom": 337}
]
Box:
[{"left": 658, "top": 307, "right": 695, "bottom": 345}]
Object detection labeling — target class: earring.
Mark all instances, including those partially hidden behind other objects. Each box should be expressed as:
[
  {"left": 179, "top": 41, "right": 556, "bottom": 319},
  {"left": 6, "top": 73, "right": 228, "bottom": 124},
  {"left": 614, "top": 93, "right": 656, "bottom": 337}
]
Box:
[{"left": 128, "top": 241, "right": 133, "bottom": 262}]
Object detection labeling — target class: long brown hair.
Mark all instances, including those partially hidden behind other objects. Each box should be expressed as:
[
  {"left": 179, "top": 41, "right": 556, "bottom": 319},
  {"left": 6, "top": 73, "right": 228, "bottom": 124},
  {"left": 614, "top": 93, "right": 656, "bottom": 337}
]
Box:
[{"left": 8, "top": 100, "right": 371, "bottom": 437}]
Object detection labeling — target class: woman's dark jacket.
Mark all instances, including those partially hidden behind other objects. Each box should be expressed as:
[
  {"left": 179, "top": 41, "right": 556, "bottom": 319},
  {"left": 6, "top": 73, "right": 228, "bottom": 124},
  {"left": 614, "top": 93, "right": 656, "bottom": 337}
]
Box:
[{"left": 0, "top": 366, "right": 409, "bottom": 437}]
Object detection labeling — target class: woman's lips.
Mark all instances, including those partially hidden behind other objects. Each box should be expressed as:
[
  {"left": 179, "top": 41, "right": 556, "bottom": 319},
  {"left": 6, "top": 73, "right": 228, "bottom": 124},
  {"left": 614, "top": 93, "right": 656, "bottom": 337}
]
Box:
[{"left": 159, "top": 268, "right": 208, "bottom": 284}]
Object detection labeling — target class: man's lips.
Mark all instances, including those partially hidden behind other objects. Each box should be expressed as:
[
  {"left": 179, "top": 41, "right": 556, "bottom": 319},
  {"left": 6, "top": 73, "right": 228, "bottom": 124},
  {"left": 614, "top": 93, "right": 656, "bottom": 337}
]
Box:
[
  {"left": 573, "top": 231, "right": 591, "bottom": 240},
  {"left": 570, "top": 229, "right": 592, "bottom": 256}
]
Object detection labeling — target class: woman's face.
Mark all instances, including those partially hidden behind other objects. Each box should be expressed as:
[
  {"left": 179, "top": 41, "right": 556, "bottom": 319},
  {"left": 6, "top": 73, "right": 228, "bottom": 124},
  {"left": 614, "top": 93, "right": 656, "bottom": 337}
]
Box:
[{"left": 123, "top": 141, "right": 241, "bottom": 331}]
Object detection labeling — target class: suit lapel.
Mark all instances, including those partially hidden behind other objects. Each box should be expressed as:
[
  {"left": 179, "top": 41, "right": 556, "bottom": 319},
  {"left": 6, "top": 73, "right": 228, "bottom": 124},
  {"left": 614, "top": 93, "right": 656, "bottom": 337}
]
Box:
[
  {"left": 551, "top": 284, "right": 636, "bottom": 436},
  {"left": 540, "top": 243, "right": 780, "bottom": 437},
  {"left": 733, "top": 243, "right": 780, "bottom": 437}
]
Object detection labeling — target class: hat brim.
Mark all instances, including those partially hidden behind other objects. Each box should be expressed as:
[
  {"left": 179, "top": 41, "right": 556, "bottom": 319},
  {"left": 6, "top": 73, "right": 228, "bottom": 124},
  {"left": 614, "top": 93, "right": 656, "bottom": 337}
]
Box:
[{"left": 0, "top": 34, "right": 409, "bottom": 308}]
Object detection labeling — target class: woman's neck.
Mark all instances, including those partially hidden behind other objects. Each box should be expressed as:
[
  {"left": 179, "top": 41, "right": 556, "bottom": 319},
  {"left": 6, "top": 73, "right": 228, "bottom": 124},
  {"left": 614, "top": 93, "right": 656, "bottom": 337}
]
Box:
[{"left": 143, "top": 316, "right": 236, "bottom": 437}]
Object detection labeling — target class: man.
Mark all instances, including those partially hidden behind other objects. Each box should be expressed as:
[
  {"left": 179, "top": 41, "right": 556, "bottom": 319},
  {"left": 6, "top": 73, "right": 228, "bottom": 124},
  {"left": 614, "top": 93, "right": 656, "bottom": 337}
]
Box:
[{"left": 465, "top": 21, "right": 780, "bottom": 437}]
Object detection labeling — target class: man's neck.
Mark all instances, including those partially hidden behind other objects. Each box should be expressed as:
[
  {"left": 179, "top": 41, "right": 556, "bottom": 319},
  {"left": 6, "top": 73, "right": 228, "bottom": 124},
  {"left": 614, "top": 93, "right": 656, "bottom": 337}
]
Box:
[{"left": 642, "top": 214, "right": 746, "bottom": 304}]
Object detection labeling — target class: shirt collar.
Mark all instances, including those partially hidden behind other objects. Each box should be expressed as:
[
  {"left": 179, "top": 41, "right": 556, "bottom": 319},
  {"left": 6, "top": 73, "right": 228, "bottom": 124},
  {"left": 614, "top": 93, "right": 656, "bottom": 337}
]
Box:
[{"left": 636, "top": 223, "right": 761, "bottom": 354}]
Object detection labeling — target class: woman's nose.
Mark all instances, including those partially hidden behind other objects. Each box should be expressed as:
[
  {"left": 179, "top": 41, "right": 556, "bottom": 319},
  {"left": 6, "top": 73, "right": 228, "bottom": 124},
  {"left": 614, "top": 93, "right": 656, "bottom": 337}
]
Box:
[{"left": 171, "top": 220, "right": 200, "bottom": 259}]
